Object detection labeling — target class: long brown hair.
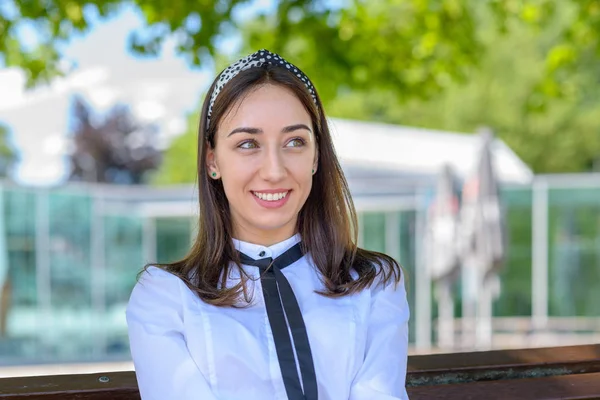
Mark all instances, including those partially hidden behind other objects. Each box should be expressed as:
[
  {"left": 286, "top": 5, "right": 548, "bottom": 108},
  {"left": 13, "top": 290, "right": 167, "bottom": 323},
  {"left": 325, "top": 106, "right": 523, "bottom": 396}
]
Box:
[{"left": 155, "top": 62, "right": 402, "bottom": 306}]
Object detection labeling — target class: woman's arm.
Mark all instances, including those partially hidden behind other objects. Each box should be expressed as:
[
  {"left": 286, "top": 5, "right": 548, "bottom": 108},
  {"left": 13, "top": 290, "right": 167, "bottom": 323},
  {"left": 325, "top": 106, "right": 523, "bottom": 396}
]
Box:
[
  {"left": 126, "top": 267, "right": 219, "bottom": 400},
  {"left": 349, "top": 270, "right": 410, "bottom": 400}
]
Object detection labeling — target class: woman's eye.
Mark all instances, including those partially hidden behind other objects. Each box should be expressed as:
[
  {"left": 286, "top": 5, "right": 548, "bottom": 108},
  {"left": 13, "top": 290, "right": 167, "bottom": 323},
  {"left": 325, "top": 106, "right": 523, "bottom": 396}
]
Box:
[
  {"left": 238, "top": 140, "right": 258, "bottom": 149},
  {"left": 286, "top": 138, "right": 305, "bottom": 148}
]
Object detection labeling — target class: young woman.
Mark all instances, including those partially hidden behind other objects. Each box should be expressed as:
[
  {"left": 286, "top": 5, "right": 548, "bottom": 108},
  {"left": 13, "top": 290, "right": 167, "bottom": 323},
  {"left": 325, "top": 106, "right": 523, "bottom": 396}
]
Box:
[{"left": 126, "top": 49, "right": 410, "bottom": 400}]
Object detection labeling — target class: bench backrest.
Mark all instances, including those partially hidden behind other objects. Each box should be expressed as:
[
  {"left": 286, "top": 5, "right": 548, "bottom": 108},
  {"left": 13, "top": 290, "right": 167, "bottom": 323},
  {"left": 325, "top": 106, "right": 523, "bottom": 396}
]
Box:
[{"left": 1, "top": 344, "right": 599, "bottom": 399}]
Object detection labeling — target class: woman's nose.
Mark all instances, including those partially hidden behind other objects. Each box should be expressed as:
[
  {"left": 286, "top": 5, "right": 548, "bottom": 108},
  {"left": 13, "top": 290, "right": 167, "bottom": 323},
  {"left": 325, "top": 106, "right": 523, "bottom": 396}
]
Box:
[{"left": 260, "top": 148, "right": 287, "bottom": 182}]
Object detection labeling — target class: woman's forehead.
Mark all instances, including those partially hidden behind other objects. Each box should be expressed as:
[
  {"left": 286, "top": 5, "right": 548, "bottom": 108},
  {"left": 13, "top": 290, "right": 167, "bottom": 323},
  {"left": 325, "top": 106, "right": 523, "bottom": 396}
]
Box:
[{"left": 218, "top": 85, "right": 312, "bottom": 132}]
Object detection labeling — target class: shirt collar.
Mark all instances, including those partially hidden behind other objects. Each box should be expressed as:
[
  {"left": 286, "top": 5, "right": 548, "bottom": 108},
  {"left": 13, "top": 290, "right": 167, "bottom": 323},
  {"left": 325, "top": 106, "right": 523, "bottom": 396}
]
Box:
[{"left": 232, "top": 233, "right": 301, "bottom": 260}]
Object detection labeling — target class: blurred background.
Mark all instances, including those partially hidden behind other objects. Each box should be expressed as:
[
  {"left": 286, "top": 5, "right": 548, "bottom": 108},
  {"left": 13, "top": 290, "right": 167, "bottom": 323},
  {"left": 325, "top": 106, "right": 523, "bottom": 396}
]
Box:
[{"left": 1, "top": 0, "right": 600, "bottom": 378}]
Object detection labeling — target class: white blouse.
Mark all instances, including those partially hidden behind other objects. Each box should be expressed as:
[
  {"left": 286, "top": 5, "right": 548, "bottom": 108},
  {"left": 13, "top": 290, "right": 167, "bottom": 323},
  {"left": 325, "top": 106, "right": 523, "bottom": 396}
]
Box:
[{"left": 126, "top": 234, "right": 410, "bottom": 400}]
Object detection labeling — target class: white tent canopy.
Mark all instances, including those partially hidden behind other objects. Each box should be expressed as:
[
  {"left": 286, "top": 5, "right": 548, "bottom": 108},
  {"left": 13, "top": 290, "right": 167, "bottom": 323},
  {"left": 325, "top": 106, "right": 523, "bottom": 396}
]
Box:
[{"left": 328, "top": 118, "right": 533, "bottom": 192}]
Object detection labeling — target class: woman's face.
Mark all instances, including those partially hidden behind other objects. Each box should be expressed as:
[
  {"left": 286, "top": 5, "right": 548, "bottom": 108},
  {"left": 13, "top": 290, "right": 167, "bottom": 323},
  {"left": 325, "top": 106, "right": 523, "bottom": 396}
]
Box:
[{"left": 207, "top": 84, "right": 318, "bottom": 245}]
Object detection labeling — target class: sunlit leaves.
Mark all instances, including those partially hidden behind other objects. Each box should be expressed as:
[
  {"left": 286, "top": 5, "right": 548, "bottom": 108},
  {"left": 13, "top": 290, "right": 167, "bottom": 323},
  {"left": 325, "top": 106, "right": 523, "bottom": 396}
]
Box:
[
  {"left": 2, "top": 0, "right": 599, "bottom": 105},
  {"left": 4, "top": 0, "right": 600, "bottom": 177},
  {"left": 151, "top": 110, "right": 199, "bottom": 185},
  {"left": 325, "top": 4, "right": 600, "bottom": 174}
]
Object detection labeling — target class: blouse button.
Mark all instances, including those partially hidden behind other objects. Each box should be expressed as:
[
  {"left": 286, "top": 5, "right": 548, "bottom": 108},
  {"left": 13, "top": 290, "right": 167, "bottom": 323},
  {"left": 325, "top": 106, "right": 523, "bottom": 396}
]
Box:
[{"left": 259, "top": 251, "right": 266, "bottom": 257}]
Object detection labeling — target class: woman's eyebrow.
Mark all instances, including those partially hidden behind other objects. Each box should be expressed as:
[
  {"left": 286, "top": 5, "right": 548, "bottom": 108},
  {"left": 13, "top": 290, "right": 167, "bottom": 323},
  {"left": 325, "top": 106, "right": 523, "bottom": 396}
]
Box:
[
  {"left": 227, "top": 127, "right": 262, "bottom": 137},
  {"left": 227, "top": 124, "right": 312, "bottom": 137},
  {"left": 281, "top": 124, "right": 312, "bottom": 134}
]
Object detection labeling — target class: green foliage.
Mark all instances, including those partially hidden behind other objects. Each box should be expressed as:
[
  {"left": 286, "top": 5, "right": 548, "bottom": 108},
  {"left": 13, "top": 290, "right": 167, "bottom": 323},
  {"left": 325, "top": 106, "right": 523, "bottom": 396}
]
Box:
[
  {"left": 0, "top": 0, "right": 246, "bottom": 86},
  {"left": 151, "top": 111, "right": 199, "bottom": 185},
  {"left": 240, "top": 0, "right": 482, "bottom": 104},
  {"left": 154, "top": 0, "right": 600, "bottom": 181},
  {"left": 325, "top": 2, "right": 600, "bottom": 173},
  {"left": 7, "top": 0, "right": 598, "bottom": 178},
  {"left": 3, "top": 0, "right": 597, "bottom": 101}
]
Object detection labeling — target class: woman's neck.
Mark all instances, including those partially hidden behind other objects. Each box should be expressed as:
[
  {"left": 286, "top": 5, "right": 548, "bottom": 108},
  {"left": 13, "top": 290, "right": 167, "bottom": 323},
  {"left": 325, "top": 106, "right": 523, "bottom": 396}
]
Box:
[{"left": 232, "top": 226, "right": 297, "bottom": 247}]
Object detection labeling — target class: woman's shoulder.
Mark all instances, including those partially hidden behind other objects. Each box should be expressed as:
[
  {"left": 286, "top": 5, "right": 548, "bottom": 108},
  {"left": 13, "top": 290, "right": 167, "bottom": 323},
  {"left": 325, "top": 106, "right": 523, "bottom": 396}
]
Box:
[
  {"left": 126, "top": 266, "right": 193, "bottom": 332},
  {"left": 137, "top": 265, "right": 184, "bottom": 290},
  {"left": 127, "top": 266, "right": 187, "bottom": 315}
]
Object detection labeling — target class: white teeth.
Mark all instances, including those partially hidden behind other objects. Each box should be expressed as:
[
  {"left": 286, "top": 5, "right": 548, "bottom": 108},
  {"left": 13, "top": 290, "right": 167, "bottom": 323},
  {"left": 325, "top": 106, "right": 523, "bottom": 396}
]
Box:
[{"left": 253, "top": 191, "right": 288, "bottom": 201}]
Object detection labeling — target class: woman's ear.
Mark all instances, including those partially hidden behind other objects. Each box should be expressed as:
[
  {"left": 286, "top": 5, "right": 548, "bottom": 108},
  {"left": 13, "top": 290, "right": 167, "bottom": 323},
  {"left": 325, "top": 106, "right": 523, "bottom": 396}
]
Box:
[{"left": 205, "top": 143, "right": 220, "bottom": 179}]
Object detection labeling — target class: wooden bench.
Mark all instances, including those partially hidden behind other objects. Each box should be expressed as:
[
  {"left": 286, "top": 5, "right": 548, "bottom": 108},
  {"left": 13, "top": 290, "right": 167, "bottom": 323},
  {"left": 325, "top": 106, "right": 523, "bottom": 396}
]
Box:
[
  {"left": 407, "top": 344, "right": 600, "bottom": 399},
  {"left": 1, "top": 344, "right": 599, "bottom": 399}
]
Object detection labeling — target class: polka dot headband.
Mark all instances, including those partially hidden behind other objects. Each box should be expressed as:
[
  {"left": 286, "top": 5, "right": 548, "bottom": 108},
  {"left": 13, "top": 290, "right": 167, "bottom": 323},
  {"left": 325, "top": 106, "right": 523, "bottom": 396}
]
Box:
[{"left": 206, "top": 49, "right": 318, "bottom": 128}]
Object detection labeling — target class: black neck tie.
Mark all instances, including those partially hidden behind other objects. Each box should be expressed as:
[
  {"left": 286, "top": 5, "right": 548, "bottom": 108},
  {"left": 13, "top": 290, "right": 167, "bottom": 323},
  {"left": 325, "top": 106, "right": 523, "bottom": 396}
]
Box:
[{"left": 238, "top": 243, "right": 318, "bottom": 400}]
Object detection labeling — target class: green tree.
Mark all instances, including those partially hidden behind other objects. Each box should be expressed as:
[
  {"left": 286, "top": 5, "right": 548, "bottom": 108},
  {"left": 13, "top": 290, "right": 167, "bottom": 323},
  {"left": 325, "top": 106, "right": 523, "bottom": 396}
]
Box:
[
  {"left": 151, "top": 111, "right": 199, "bottom": 185},
  {"left": 2, "top": 0, "right": 595, "bottom": 104},
  {"left": 324, "top": 2, "right": 600, "bottom": 173},
  {"left": 154, "top": 1, "right": 600, "bottom": 179}
]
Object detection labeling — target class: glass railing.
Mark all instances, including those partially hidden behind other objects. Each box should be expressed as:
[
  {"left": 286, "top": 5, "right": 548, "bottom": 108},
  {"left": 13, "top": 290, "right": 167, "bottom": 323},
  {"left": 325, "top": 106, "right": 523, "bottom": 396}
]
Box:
[{"left": 1, "top": 178, "right": 600, "bottom": 364}]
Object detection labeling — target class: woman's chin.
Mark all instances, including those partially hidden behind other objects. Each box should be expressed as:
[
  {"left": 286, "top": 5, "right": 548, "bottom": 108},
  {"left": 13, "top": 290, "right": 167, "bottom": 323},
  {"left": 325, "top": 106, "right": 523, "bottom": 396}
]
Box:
[{"left": 247, "top": 216, "right": 298, "bottom": 238}]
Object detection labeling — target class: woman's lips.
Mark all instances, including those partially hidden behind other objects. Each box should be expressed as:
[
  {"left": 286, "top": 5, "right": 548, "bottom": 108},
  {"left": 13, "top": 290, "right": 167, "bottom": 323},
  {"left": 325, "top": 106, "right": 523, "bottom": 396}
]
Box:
[{"left": 251, "top": 190, "right": 291, "bottom": 209}]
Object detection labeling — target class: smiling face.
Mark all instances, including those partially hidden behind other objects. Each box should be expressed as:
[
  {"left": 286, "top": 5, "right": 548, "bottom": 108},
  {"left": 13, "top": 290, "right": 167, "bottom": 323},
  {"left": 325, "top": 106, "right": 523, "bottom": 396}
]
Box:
[{"left": 206, "top": 84, "right": 318, "bottom": 245}]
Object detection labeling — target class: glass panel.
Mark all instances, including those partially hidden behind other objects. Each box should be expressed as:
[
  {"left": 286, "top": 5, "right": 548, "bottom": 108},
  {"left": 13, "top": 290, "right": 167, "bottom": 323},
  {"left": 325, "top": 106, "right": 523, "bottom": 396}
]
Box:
[
  {"left": 548, "top": 188, "right": 600, "bottom": 317},
  {"left": 156, "top": 217, "right": 192, "bottom": 264},
  {"left": 1, "top": 188, "right": 38, "bottom": 363},
  {"left": 399, "top": 211, "right": 417, "bottom": 344},
  {"left": 103, "top": 214, "right": 144, "bottom": 358},
  {"left": 361, "top": 212, "right": 386, "bottom": 253},
  {"left": 494, "top": 187, "right": 533, "bottom": 317},
  {"left": 46, "top": 192, "right": 93, "bottom": 361}
]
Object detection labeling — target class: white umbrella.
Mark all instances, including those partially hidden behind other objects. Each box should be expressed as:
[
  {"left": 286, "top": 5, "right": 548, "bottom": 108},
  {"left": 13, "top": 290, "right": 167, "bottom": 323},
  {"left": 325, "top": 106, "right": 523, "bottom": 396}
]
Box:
[
  {"left": 424, "top": 164, "right": 461, "bottom": 349},
  {"left": 457, "top": 127, "right": 507, "bottom": 349}
]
